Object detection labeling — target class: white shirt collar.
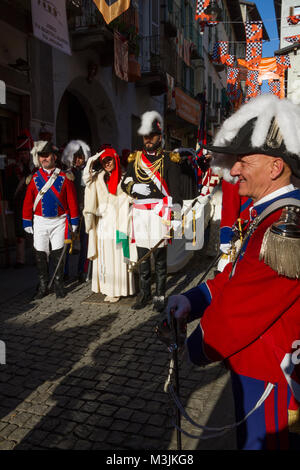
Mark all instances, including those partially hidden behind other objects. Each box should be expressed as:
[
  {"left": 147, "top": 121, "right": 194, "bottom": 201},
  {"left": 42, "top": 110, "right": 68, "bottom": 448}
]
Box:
[{"left": 254, "top": 184, "right": 296, "bottom": 207}]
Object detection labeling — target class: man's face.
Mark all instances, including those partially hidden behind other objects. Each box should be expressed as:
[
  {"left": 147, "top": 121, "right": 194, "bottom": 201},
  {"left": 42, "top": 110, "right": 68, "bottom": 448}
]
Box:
[
  {"left": 143, "top": 133, "right": 162, "bottom": 152},
  {"left": 230, "top": 153, "right": 279, "bottom": 203},
  {"left": 74, "top": 154, "right": 85, "bottom": 168},
  {"left": 38, "top": 153, "right": 57, "bottom": 170}
]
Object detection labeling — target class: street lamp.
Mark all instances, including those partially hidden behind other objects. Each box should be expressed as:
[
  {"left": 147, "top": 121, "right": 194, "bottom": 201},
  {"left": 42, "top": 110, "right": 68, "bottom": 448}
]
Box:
[{"left": 204, "top": 0, "right": 222, "bottom": 21}]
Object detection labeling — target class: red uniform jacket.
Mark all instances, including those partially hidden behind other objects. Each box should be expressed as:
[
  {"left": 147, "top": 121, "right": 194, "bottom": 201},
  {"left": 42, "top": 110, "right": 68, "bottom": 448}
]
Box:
[
  {"left": 22, "top": 168, "right": 79, "bottom": 229},
  {"left": 184, "top": 188, "right": 300, "bottom": 401}
]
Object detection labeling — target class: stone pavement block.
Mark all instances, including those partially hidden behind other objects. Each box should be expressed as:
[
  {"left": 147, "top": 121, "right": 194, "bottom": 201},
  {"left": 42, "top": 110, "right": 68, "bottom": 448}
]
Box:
[{"left": 0, "top": 250, "right": 237, "bottom": 450}]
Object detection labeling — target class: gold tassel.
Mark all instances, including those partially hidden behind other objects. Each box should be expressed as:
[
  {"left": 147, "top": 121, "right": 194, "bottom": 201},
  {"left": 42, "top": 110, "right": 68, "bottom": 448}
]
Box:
[
  {"left": 259, "top": 228, "right": 300, "bottom": 278},
  {"left": 259, "top": 207, "right": 300, "bottom": 278},
  {"left": 182, "top": 214, "right": 185, "bottom": 237},
  {"left": 192, "top": 210, "right": 196, "bottom": 246},
  {"left": 288, "top": 409, "right": 300, "bottom": 434}
]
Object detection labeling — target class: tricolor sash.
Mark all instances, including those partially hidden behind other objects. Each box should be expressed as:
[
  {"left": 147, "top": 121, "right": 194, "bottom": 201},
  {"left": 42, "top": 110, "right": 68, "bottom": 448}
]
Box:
[{"left": 138, "top": 153, "right": 173, "bottom": 221}]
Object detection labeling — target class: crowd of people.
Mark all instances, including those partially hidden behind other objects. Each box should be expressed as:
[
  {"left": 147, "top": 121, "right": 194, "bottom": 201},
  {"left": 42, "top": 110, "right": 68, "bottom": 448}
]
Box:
[{"left": 0, "top": 94, "right": 299, "bottom": 450}]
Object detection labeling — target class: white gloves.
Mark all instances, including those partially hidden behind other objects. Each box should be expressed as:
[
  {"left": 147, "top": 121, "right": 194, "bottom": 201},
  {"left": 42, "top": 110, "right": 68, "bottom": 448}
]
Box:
[
  {"left": 24, "top": 227, "right": 33, "bottom": 235},
  {"left": 171, "top": 219, "right": 182, "bottom": 231},
  {"left": 165, "top": 294, "right": 191, "bottom": 322},
  {"left": 132, "top": 183, "right": 151, "bottom": 196},
  {"left": 72, "top": 225, "right": 78, "bottom": 233}
]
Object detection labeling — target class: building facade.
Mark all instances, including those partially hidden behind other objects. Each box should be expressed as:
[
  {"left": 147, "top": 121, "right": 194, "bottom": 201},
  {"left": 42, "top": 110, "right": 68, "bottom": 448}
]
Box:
[{"left": 274, "top": 0, "right": 300, "bottom": 102}]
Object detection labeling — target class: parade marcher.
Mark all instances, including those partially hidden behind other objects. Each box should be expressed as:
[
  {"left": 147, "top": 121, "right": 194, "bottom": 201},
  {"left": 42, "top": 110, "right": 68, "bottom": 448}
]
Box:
[
  {"left": 121, "top": 111, "right": 183, "bottom": 312},
  {"left": 61, "top": 140, "right": 91, "bottom": 282},
  {"left": 83, "top": 147, "right": 135, "bottom": 302},
  {"left": 22, "top": 141, "right": 79, "bottom": 299},
  {"left": 166, "top": 95, "right": 300, "bottom": 450},
  {"left": 4, "top": 131, "right": 33, "bottom": 268}
]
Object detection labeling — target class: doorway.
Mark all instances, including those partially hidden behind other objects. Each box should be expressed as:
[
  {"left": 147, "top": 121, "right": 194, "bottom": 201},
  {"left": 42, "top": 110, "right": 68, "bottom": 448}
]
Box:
[{"left": 56, "top": 90, "right": 92, "bottom": 148}]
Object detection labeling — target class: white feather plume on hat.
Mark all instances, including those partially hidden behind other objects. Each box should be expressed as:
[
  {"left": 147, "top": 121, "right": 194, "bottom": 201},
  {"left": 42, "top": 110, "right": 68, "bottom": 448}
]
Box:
[
  {"left": 209, "top": 95, "right": 300, "bottom": 182},
  {"left": 61, "top": 140, "right": 91, "bottom": 168},
  {"left": 138, "top": 111, "right": 163, "bottom": 136},
  {"left": 31, "top": 141, "right": 48, "bottom": 168}
]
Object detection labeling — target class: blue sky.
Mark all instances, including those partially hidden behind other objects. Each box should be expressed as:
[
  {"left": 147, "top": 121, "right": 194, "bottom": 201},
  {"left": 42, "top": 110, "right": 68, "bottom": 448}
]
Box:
[{"left": 253, "top": 0, "right": 279, "bottom": 57}]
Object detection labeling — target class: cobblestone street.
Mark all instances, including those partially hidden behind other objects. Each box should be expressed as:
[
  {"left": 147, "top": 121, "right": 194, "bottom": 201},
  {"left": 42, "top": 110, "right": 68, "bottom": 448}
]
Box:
[{"left": 0, "top": 249, "right": 237, "bottom": 451}]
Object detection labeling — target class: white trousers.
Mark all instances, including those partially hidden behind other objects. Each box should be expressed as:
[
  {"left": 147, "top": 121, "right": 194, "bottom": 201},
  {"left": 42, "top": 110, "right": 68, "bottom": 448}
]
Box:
[
  {"left": 33, "top": 214, "right": 66, "bottom": 255},
  {"left": 132, "top": 208, "right": 169, "bottom": 249}
]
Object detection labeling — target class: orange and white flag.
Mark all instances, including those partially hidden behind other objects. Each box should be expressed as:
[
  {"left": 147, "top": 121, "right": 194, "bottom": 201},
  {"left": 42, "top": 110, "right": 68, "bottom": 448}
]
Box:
[{"left": 93, "top": 0, "right": 131, "bottom": 24}]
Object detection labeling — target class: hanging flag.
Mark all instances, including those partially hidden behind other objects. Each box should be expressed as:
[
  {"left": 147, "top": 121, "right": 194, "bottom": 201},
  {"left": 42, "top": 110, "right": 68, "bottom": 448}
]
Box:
[
  {"left": 225, "top": 54, "right": 236, "bottom": 67},
  {"left": 114, "top": 31, "right": 128, "bottom": 81},
  {"left": 176, "top": 30, "right": 184, "bottom": 58},
  {"left": 287, "top": 15, "right": 300, "bottom": 25},
  {"left": 284, "top": 35, "right": 300, "bottom": 44},
  {"left": 183, "top": 38, "right": 191, "bottom": 66},
  {"left": 227, "top": 67, "right": 239, "bottom": 84},
  {"left": 245, "top": 70, "right": 259, "bottom": 87},
  {"left": 195, "top": 0, "right": 218, "bottom": 26},
  {"left": 276, "top": 55, "right": 291, "bottom": 71},
  {"left": 245, "top": 21, "right": 263, "bottom": 42},
  {"left": 93, "top": 0, "right": 131, "bottom": 24},
  {"left": 212, "top": 41, "right": 228, "bottom": 64},
  {"left": 268, "top": 80, "right": 281, "bottom": 97},
  {"left": 245, "top": 41, "right": 262, "bottom": 67}
]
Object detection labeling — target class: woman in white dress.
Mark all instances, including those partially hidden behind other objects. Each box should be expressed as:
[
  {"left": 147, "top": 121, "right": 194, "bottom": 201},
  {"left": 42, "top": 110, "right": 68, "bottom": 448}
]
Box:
[{"left": 83, "top": 148, "right": 135, "bottom": 302}]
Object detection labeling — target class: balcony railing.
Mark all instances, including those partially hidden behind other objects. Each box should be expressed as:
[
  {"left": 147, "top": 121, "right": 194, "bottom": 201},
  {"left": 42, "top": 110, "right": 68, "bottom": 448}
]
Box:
[
  {"left": 68, "top": 0, "right": 105, "bottom": 31},
  {"left": 161, "top": 1, "right": 181, "bottom": 37},
  {"left": 139, "top": 35, "right": 177, "bottom": 78}
]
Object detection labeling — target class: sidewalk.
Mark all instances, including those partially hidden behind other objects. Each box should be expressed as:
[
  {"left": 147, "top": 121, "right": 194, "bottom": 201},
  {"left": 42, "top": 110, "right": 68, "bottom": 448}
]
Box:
[{"left": 0, "top": 248, "right": 237, "bottom": 450}]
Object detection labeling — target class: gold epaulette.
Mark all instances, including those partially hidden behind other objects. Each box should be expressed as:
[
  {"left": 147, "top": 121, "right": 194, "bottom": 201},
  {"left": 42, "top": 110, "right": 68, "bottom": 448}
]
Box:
[
  {"left": 128, "top": 151, "right": 137, "bottom": 163},
  {"left": 25, "top": 175, "right": 32, "bottom": 185},
  {"left": 66, "top": 171, "right": 75, "bottom": 181},
  {"left": 169, "top": 152, "right": 181, "bottom": 163}
]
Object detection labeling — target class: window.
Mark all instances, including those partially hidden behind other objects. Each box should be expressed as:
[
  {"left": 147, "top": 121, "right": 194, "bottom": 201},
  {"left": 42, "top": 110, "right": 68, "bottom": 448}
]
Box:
[
  {"left": 292, "top": 6, "right": 300, "bottom": 15},
  {"left": 151, "top": 0, "right": 159, "bottom": 36}
]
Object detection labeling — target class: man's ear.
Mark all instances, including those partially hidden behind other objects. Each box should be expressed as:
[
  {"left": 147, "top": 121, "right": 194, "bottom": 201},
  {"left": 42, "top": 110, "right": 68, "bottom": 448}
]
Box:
[{"left": 270, "top": 157, "right": 284, "bottom": 180}]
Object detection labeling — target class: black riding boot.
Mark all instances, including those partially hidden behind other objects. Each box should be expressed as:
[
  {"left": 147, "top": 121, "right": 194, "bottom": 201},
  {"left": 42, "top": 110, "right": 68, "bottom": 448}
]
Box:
[
  {"left": 34, "top": 250, "right": 49, "bottom": 300},
  {"left": 51, "top": 248, "right": 66, "bottom": 299},
  {"left": 132, "top": 247, "right": 152, "bottom": 310},
  {"left": 153, "top": 247, "right": 167, "bottom": 312}
]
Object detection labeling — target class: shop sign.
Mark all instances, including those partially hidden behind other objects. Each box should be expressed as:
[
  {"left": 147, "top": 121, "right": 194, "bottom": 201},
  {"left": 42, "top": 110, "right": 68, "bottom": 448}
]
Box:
[
  {"left": 174, "top": 88, "right": 201, "bottom": 127},
  {"left": 31, "top": 0, "right": 71, "bottom": 56}
]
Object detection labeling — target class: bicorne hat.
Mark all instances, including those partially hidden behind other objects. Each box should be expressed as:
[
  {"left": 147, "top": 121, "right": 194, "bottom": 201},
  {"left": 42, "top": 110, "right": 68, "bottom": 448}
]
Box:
[
  {"left": 207, "top": 95, "right": 300, "bottom": 181},
  {"left": 138, "top": 111, "right": 163, "bottom": 136}
]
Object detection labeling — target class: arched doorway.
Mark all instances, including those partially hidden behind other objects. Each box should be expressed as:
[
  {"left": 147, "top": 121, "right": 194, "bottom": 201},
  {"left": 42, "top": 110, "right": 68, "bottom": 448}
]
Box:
[
  {"left": 56, "top": 90, "right": 92, "bottom": 148},
  {"left": 55, "top": 77, "right": 118, "bottom": 154}
]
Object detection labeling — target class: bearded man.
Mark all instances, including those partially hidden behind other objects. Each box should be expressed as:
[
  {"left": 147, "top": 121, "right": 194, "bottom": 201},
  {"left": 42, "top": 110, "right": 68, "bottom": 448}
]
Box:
[{"left": 121, "top": 111, "right": 182, "bottom": 312}]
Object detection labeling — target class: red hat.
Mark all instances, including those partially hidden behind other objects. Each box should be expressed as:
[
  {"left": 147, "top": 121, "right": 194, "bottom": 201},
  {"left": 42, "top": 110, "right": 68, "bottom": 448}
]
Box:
[
  {"left": 16, "top": 129, "right": 34, "bottom": 152},
  {"left": 99, "top": 147, "right": 121, "bottom": 195}
]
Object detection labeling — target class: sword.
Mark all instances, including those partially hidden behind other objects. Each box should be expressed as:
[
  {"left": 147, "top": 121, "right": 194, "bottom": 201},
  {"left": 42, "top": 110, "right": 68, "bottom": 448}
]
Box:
[
  {"left": 48, "top": 242, "right": 68, "bottom": 291},
  {"left": 128, "top": 191, "right": 213, "bottom": 272},
  {"left": 172, "top": 315, "right": 182, "bottom": 451}
]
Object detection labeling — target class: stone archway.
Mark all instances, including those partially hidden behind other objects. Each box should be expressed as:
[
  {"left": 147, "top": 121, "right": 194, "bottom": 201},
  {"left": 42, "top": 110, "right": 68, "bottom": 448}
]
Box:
[{"left": 55, "top": 76, "right": 118, "bottom": 153}]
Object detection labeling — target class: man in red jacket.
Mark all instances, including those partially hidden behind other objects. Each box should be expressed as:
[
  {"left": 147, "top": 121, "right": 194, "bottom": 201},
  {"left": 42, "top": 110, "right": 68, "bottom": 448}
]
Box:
[
  {"left": 23, "top": 141, "right": 79, "bottom": 299},
  {"left": 166, "top": 95, "right": 300, "bottom": 450}
]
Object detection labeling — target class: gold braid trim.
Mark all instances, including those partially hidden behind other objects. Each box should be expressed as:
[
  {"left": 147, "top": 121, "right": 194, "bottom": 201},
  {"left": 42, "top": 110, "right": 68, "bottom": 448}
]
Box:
[
  {"left": 128, "top": 151, "right": 139, "bottom": 163},
  {"left": 126, "top": 180, "right": 135, "bottom": 195},
  {"left": 26, "top": 175, "right": 33, "bottom": 185},
  {"left": 66, "top": 171, "right": 75, "bottom": 181},
  {"left": 169, "top": 152, "right": 181, "bottom": 163},
  {"left": 134, "top": 151, "right": 164, "bottom": 184}
]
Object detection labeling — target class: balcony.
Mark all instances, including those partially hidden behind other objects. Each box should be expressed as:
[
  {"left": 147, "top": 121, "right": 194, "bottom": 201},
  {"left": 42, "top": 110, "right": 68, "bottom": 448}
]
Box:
[
  {"left": 68, "top": 0, "right": 113, "bottom": 61},
  {"left": 161, "top": 2, "right": 181, "bottom": 38},
  {"left": 136, "top": 35, "right": 177, "bottom": 95}
]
